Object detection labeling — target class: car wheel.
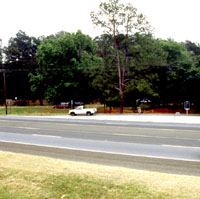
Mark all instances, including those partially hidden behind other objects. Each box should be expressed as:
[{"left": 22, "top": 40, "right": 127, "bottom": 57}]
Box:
[
  {"left": 86, "top": 112, "right": 92, "bottom": 116},
  {"left": 70, "top": 112, "right": 75, "bottom": 116}
]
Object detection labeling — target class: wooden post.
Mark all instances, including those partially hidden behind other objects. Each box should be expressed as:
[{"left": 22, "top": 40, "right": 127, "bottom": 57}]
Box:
[{"left": 3, "top": 71, "right": 7, "bottom": 115}]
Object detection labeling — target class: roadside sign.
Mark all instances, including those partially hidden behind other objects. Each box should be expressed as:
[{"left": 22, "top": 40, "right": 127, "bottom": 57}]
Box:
[
  {"left": 184, "top": 101, "right": 190, "bottom": 115},
  {"left": 184, "top": 101, "right": 190, "bottom": 110},
  {"left": 6, "top": 99, "right": 13, "bottom": 105}
]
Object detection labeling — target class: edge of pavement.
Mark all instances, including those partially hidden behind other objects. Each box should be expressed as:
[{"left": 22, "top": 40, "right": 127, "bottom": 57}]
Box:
[{"left": 0, "top": 113, "right": 200, "bottom": 125}]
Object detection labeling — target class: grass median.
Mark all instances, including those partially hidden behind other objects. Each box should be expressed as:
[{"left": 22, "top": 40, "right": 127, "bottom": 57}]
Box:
[
  {"left": 0, "top": 106, "right": 69, "bottom": 116},
  {"left": 1, "top": 105, "right": 200, "bottom": 116},
  {"left": 0, "top": 151, "right": 200, "bottom": 199},
  {"left": 0, "top": 105, "right": 105, "bottom": 116}
]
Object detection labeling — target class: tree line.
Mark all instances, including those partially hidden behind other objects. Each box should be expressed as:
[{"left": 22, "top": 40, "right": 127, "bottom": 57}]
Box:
[{"left": 1, "top": 0, "right": 200, "bottom": 113}]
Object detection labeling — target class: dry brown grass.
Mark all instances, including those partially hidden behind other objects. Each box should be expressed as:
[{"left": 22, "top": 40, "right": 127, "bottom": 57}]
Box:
[{"left": 0, "top": 151, "right": 200, "bottom": 199}]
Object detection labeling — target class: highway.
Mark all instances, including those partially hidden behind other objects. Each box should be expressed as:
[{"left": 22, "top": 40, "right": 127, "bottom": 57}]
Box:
[{"left": 0, "top": 117, "right": 200, "bottom": 176}]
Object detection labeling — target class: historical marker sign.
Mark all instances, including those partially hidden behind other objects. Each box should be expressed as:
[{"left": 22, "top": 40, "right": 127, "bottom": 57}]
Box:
[{"left": 184, "top": 101, "right": 190, "bottom": 114}]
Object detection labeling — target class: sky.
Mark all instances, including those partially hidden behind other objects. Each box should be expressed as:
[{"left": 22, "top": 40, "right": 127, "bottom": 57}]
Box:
[{"left": 1, "top": 0, "right": 200, "bottom": 46}]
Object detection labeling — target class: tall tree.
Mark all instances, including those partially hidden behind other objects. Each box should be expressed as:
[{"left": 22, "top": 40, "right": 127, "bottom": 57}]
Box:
[
  {"left": 93, "top": 33, "right": 167, "bottom": 111},
  {"left": 93, "top": 34, "right": 120, "bottom": 109},
  {"left": 159, "top": 39, "right": 194, "bottom": 105},
  {"left": 0, "top": 39, "right": 2, "bottom": 64},
  {"left": 184, "top": 41, "right": 200, "bottom": 110},
  {"left": 91, "top": 0, "right": 151, "bottom": 113},
  {"left": 30, "top": 30, "right": 102, "bottom": 104},
  {"left": 124, "top": 34, "right": 167, "bottom": 108},
  {"left": 3, "top": 30, "right": 40, "bottom": 103},
  {"left": 0, "top": 39, "right": 3, "bottom": 104},
  {"left": 185, "top": 40, "right": 200, "bottom": 67}
]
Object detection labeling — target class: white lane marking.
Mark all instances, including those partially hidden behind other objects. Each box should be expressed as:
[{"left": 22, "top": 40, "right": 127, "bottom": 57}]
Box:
[
  {"left": 32, "top": 134, "right": 62, "bottom": 138},
  {"left": 15, "top": 127, "right": 39, "bottom": 130},
  {"left": 0, "top": 139, "right": 200, "bottom": 163},
  {"left": 161, "top": 144, "right": 200, "bottom": 149},
  {"left": 106, "top": 122, "right": 128, "bottom": 125}
]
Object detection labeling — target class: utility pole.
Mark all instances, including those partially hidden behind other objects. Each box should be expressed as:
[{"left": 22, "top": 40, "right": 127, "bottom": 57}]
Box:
[{"left": 3, "top": 70, "right": 7, "bottom": 115}]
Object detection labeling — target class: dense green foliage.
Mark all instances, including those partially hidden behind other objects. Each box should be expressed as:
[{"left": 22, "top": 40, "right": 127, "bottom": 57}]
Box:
[
  {"left": 0, "top": 39, "right": 3, "bottom": 104},
  {"left": 1, "top": 30, "right": 40, "bottom": 105},
  {"left": 29, "top": 30, "right": 103, "bottom": 104},
  {"left": 0, "top": 39, "right": 2, "bottom": 64},
  {"left": 93, "top": 33, "right": 168, "bottom": 110},
  {"left": 1, "top": 0, "right": 200, "bottom": 112}
]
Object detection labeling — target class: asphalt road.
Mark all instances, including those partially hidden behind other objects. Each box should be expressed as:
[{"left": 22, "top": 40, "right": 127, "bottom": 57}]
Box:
[{"left": 0, "top": 117, "right": 200, "bottom": 176}]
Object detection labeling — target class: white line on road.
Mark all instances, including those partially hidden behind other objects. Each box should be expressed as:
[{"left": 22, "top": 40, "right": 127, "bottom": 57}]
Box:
[
  {"left": 161, "top": 144, "right": 200, "bottom": 149},
  {"left": 15, "top": 127, "right": 40, "bottom": 130},
  {"left": 32, "top": 134, "right": 62, "bottom": 138},
  {"left": 0, "top": 139, "right": 200, "bottom": 163},
  {"left": 105, "top": 122, "right": 128, "bottom": 125}
]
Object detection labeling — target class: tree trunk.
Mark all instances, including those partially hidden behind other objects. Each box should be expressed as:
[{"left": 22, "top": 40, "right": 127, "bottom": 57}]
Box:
[
  {"left": 109, "top": 106, "right": 112, "bottom": 113},
  {"left": 39, "top": 97, "right": 43, "bottom": 106},
  {"left": 119, "top": 93, "right": 124, "bottom": 114},
  {"left": 114, "top": 37, "right": 124, "bottom": 114},
  {"left": 119, "top": 35, "right": 128, "bottom": 114}
]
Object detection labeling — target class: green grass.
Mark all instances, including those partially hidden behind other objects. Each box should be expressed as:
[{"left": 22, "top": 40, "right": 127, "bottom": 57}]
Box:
[
  {"left": 0, "top": 106, "right": 69, "bottom": 116},
  {"left": 0, "top": 166, "right": 167, "bottom": 199},
  {"left": 0, "top": 105, "right": 130, "bottom": 116},
  {"left": 0, "top": 105, "right": 200, "bottom": 116}
]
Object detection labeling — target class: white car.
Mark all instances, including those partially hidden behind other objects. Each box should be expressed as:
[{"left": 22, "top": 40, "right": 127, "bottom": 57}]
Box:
[{"left": 69, "top": 106, "right": 97, "bottom": 116}]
